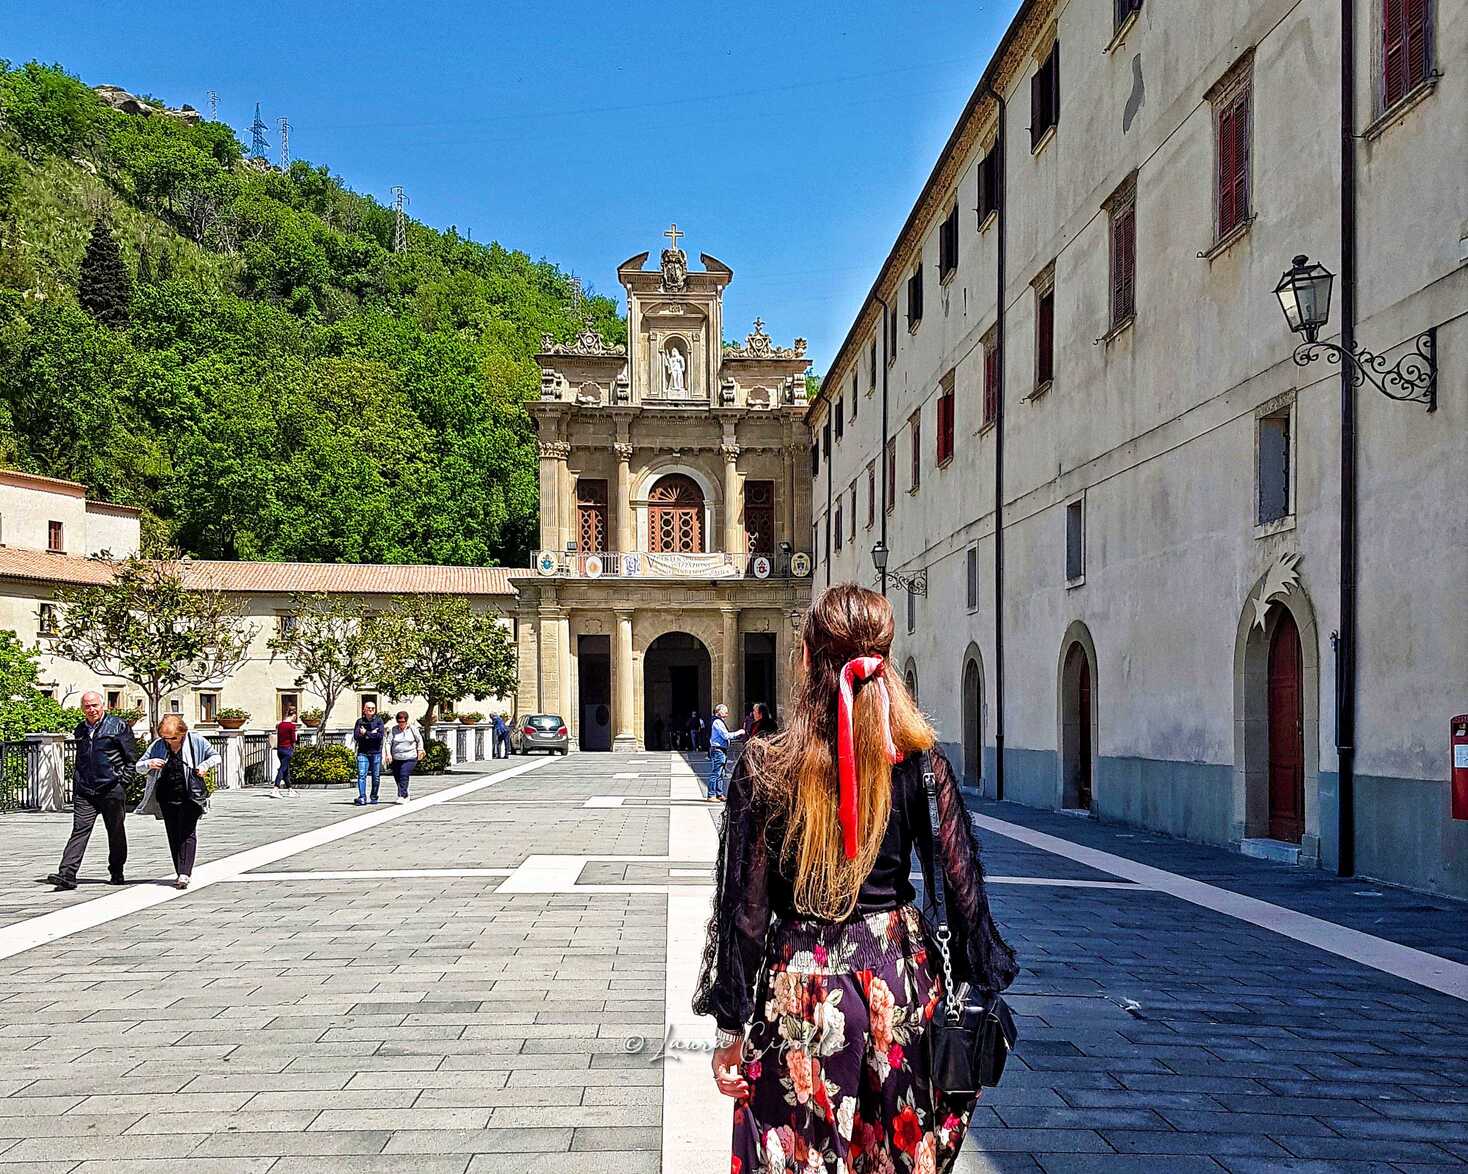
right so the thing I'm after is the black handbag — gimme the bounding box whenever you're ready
[918,754,1018,1095]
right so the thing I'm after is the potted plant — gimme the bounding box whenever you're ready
[459,710,483,725]
[299,707,325,729]
[217,706,250,730]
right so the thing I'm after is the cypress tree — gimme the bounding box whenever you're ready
[77,216,133,327]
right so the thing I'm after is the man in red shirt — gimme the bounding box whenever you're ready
[272,709,299,797]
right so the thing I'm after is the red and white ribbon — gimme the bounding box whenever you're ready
[836,656,901,859]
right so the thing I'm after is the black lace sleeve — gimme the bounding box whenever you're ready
[912,748,1019,993]
[691,748,772,1032]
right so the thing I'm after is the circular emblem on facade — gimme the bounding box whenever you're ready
[584,555,604,578]
[535,551,558,576]
[789,552,812,578]
[751,555,772,580]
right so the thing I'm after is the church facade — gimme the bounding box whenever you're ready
[512,230,814,751]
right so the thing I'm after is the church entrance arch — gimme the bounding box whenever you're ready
[649,474,705,553]
[1058,623,1098,811]
[961,645,984,790]
[643,632,711,750]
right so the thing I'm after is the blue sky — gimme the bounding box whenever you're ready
[8,2,1018,368]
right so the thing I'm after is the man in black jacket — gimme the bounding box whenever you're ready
[47,691,138,890]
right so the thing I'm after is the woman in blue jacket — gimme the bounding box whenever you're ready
[135,715,221,889]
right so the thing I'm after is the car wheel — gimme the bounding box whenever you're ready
[560,748,568,756]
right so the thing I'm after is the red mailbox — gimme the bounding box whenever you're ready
[1453,715,1468,821]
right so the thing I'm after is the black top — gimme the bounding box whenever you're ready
[157,750,190,806]
[354,715,385,753]
[692,744,1018,1031]
[72,715,139,799]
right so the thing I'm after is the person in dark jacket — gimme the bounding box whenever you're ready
[353,701,386,805]
[47,691,138,890]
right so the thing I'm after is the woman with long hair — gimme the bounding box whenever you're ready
[694,583,1017,1173]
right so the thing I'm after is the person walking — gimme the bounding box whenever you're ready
[47,691,137,890]
[384,711,424,804]
[694,584,1018,1174]
[135,715,220,890]
[352,701,386,805]
[271,708,298,797]
[748,701,777,738]
[685,710,701,753]
[705,703,745,803]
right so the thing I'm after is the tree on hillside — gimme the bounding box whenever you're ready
[77,215,133,327]
[267,593,380,734]
[370,596,517,727]
[48,556,257,736]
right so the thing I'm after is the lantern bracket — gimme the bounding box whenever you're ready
[1291,327,1437,412]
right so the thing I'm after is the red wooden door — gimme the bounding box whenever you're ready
[1267,611,1305,842]
[648,475,704,553]
[1077,653,1093,810]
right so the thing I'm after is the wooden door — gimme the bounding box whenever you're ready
[1267,610,1305,842]
[649,475,704,553]
[1076,652,1093,810]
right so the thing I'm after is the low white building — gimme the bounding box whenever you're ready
[810,0,1467,897]
[0,470,518,730]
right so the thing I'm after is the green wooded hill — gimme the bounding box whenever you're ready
[0,61,624,566]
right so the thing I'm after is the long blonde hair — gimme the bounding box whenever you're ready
[754,583,935,921]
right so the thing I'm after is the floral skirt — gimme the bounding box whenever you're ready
[732,903,976,1174]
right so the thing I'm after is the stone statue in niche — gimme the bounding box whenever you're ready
[664,345,687,395]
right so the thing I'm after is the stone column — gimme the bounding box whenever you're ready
[556,611,573,741]
[720,605,739,713]
[782,445,796,550]
[219,730,244,790]
[613,609,637,752]
[557,448,576,555]
[721,443,742,559]
[537,602,563,714]
[537,440,569,554]
[614,443,634,553]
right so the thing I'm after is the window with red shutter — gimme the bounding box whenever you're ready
[910,412,922,491]
[1035,283,1055,389]
[937,381,955,465]
[1108,177,1137,329]
[983,339,999,427]
[1215,81,1251,240]
[885,438,896,511]
[1384,0,1433,107]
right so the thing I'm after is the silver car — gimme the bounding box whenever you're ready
[515,713,569,755]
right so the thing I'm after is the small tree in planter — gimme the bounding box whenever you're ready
[268,594,379,736]
[370,596,516,728]
[50,556,257,738]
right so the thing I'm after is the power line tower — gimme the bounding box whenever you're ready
[277,117,290,168]
[390,186,408,254]
[249,103,269,159]
[207,90,218,121]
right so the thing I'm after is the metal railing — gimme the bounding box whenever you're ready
[60,738,76,805]
[531,549,807,581]
[0,741,40,813]
[240,733,271,787]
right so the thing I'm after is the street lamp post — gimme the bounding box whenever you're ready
[871,540,926,597]
[1274,255,1437,411]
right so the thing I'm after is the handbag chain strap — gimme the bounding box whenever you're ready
[920,753,962,1024]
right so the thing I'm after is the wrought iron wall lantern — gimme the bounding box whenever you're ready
[1274,255,1437,411]
[871,540,927,596]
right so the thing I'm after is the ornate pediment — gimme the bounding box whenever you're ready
[724,317,807,360]
[539,319,626,358]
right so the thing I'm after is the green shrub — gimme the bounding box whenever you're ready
[289,742,355,787]
[419,739,449,774]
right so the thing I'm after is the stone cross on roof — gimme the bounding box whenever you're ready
[663,223,684,250]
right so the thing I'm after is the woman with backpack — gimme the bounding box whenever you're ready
[694,583,1018,1173]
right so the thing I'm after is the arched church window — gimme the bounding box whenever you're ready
[576,479,607,553]
[649,474,704,553]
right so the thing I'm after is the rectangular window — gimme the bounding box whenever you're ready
[810,442,820,478]
[1383,0,1433,108]
[440,697,455,717]
[1114,0,1142,32]
[822,420,831,459]
[1035,277,1056,390]
[909,411,922,492]
[1214,69,1252,241]
[168,698,182,714]
[939,205,959,281]
[47,520,64,553]
[1258,412,1292,525]
[887,301,899,361]
[966,547,979,611]
[38,602,58,635]
[198,692,219,724]
[576,479,608,553]
[885,438,897,511]
[977,143,1001,224]
[907,264,924,330]
[106,689,123,711]
[936,374,956,466]
[849,486,857,542]
[1031,40,1060,149]
[276,612,299,639]
[835,398,844,441]
[850,372,858,421]
[983,332,1000,426]
[1066,500,1085,582]
[278,691,299,720]
[868,339,878,391]
[1108,176,1137,328]
[744,480,775,555]
[834,501,843,551]
[359,692,379,711]
[866,463,876,528]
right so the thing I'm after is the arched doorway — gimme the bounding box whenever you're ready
[643,632,711,750]
[904,660,918,707]
[1060,638,1096,810]
[961,647,984,789]
[648,474,704,553]
[1267,610,1305,843]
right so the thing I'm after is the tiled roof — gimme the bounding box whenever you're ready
[0,548,519,596]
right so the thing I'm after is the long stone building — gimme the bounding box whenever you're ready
[810,1,1467,896]
[512,230,814,749]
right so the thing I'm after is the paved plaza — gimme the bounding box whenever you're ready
[0,753,1466,1172]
